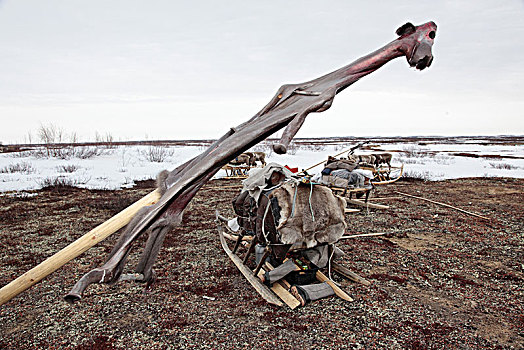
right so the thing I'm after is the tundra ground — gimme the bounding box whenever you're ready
[0,177,523,349]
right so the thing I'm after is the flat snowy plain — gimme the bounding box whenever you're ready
[1,137,523,194]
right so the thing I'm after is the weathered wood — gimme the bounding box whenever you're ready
[315,270,353,302]
[218,223,282,306]
[222,232,253,243]
[346,199,390,210]
[372,165,404,185]
[65,21,437,301]
[344,208,361,213]
[259,263,300,309]
[395,191,489,220]
[331,262,371,286]
[299,142,367,174]
[339,232,390,239]
[369,197,402,201]
[0,190,161,306]
[253,249,271,276]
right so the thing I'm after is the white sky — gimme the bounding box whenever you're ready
[1,0,523,144]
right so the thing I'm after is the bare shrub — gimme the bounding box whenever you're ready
[141,145,174,163]
[489,162,519,170]
[252,142,273,158]
[56,164,80,173]
[95,131,116,149]
[0,162,36,174]
[72,146,102,159]
[36,123,99,159]
[303,144,327,152]
[37,176,90,189]
[402,170,434,182]
[286,142,298,155]
[10,150,36,158]
[402,145,428,158]
[395,156,425,165]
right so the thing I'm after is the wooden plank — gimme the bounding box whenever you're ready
[331,262,371,286]
[218,225,283,307]
[346,199,389,210]
[315,270,353,302]
[256,269,300,309]
[0,189,161,306]
[395,191,489,220]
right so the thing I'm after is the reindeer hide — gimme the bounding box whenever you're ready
[270,183,346,248]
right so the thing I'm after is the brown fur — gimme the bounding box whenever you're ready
[229,153,254,166]
[156,170,170,196]
[252,152,267,166]
[270,183,346,248]
[357,154,376,165]
[372,153,392,167]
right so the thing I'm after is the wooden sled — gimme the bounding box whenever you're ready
[221,164,256,179]
[363,164,404,185]
[216,211,358,308]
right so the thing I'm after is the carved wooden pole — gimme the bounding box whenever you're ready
[0,21,438,305]
[63,21,437,302]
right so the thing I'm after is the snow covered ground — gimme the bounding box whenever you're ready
[1,139,523,193]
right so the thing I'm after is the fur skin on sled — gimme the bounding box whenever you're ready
[270,183,347,248]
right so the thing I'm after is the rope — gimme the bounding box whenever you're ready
[309,181,315,222]
[261,195,271,244]
[290,184,298,218]
[327,245,341,287]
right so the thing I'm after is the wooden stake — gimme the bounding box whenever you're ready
[0,190,161,306]
[298,146,360,174]
[369,197,402,201]
[339,232,390,239]
[315,270,353,302]
[346,199,390,210]
[395,191,489,220]
[331,262,371,286]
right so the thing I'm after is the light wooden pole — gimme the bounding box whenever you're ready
[0,190,161,306]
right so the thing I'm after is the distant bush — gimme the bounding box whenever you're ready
[402,145,428,158]
[0,162,36,174]
[28,145,102,160]
[402,170,434,182]
[56,164,80,173]
[73,146,103,159]
[95,131,116,149]
[141,145,174,163]
[489,162,519,170]
[37,176,90,190]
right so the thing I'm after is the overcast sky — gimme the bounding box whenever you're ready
[1,1,523,144]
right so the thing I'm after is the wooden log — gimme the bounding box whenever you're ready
[331,262,371,286]
[395,191,489,220]
[346,199,390,210]
[315,270,353,302]
[0,189,161,306]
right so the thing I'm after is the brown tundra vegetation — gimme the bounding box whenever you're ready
[0,174,523,349]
